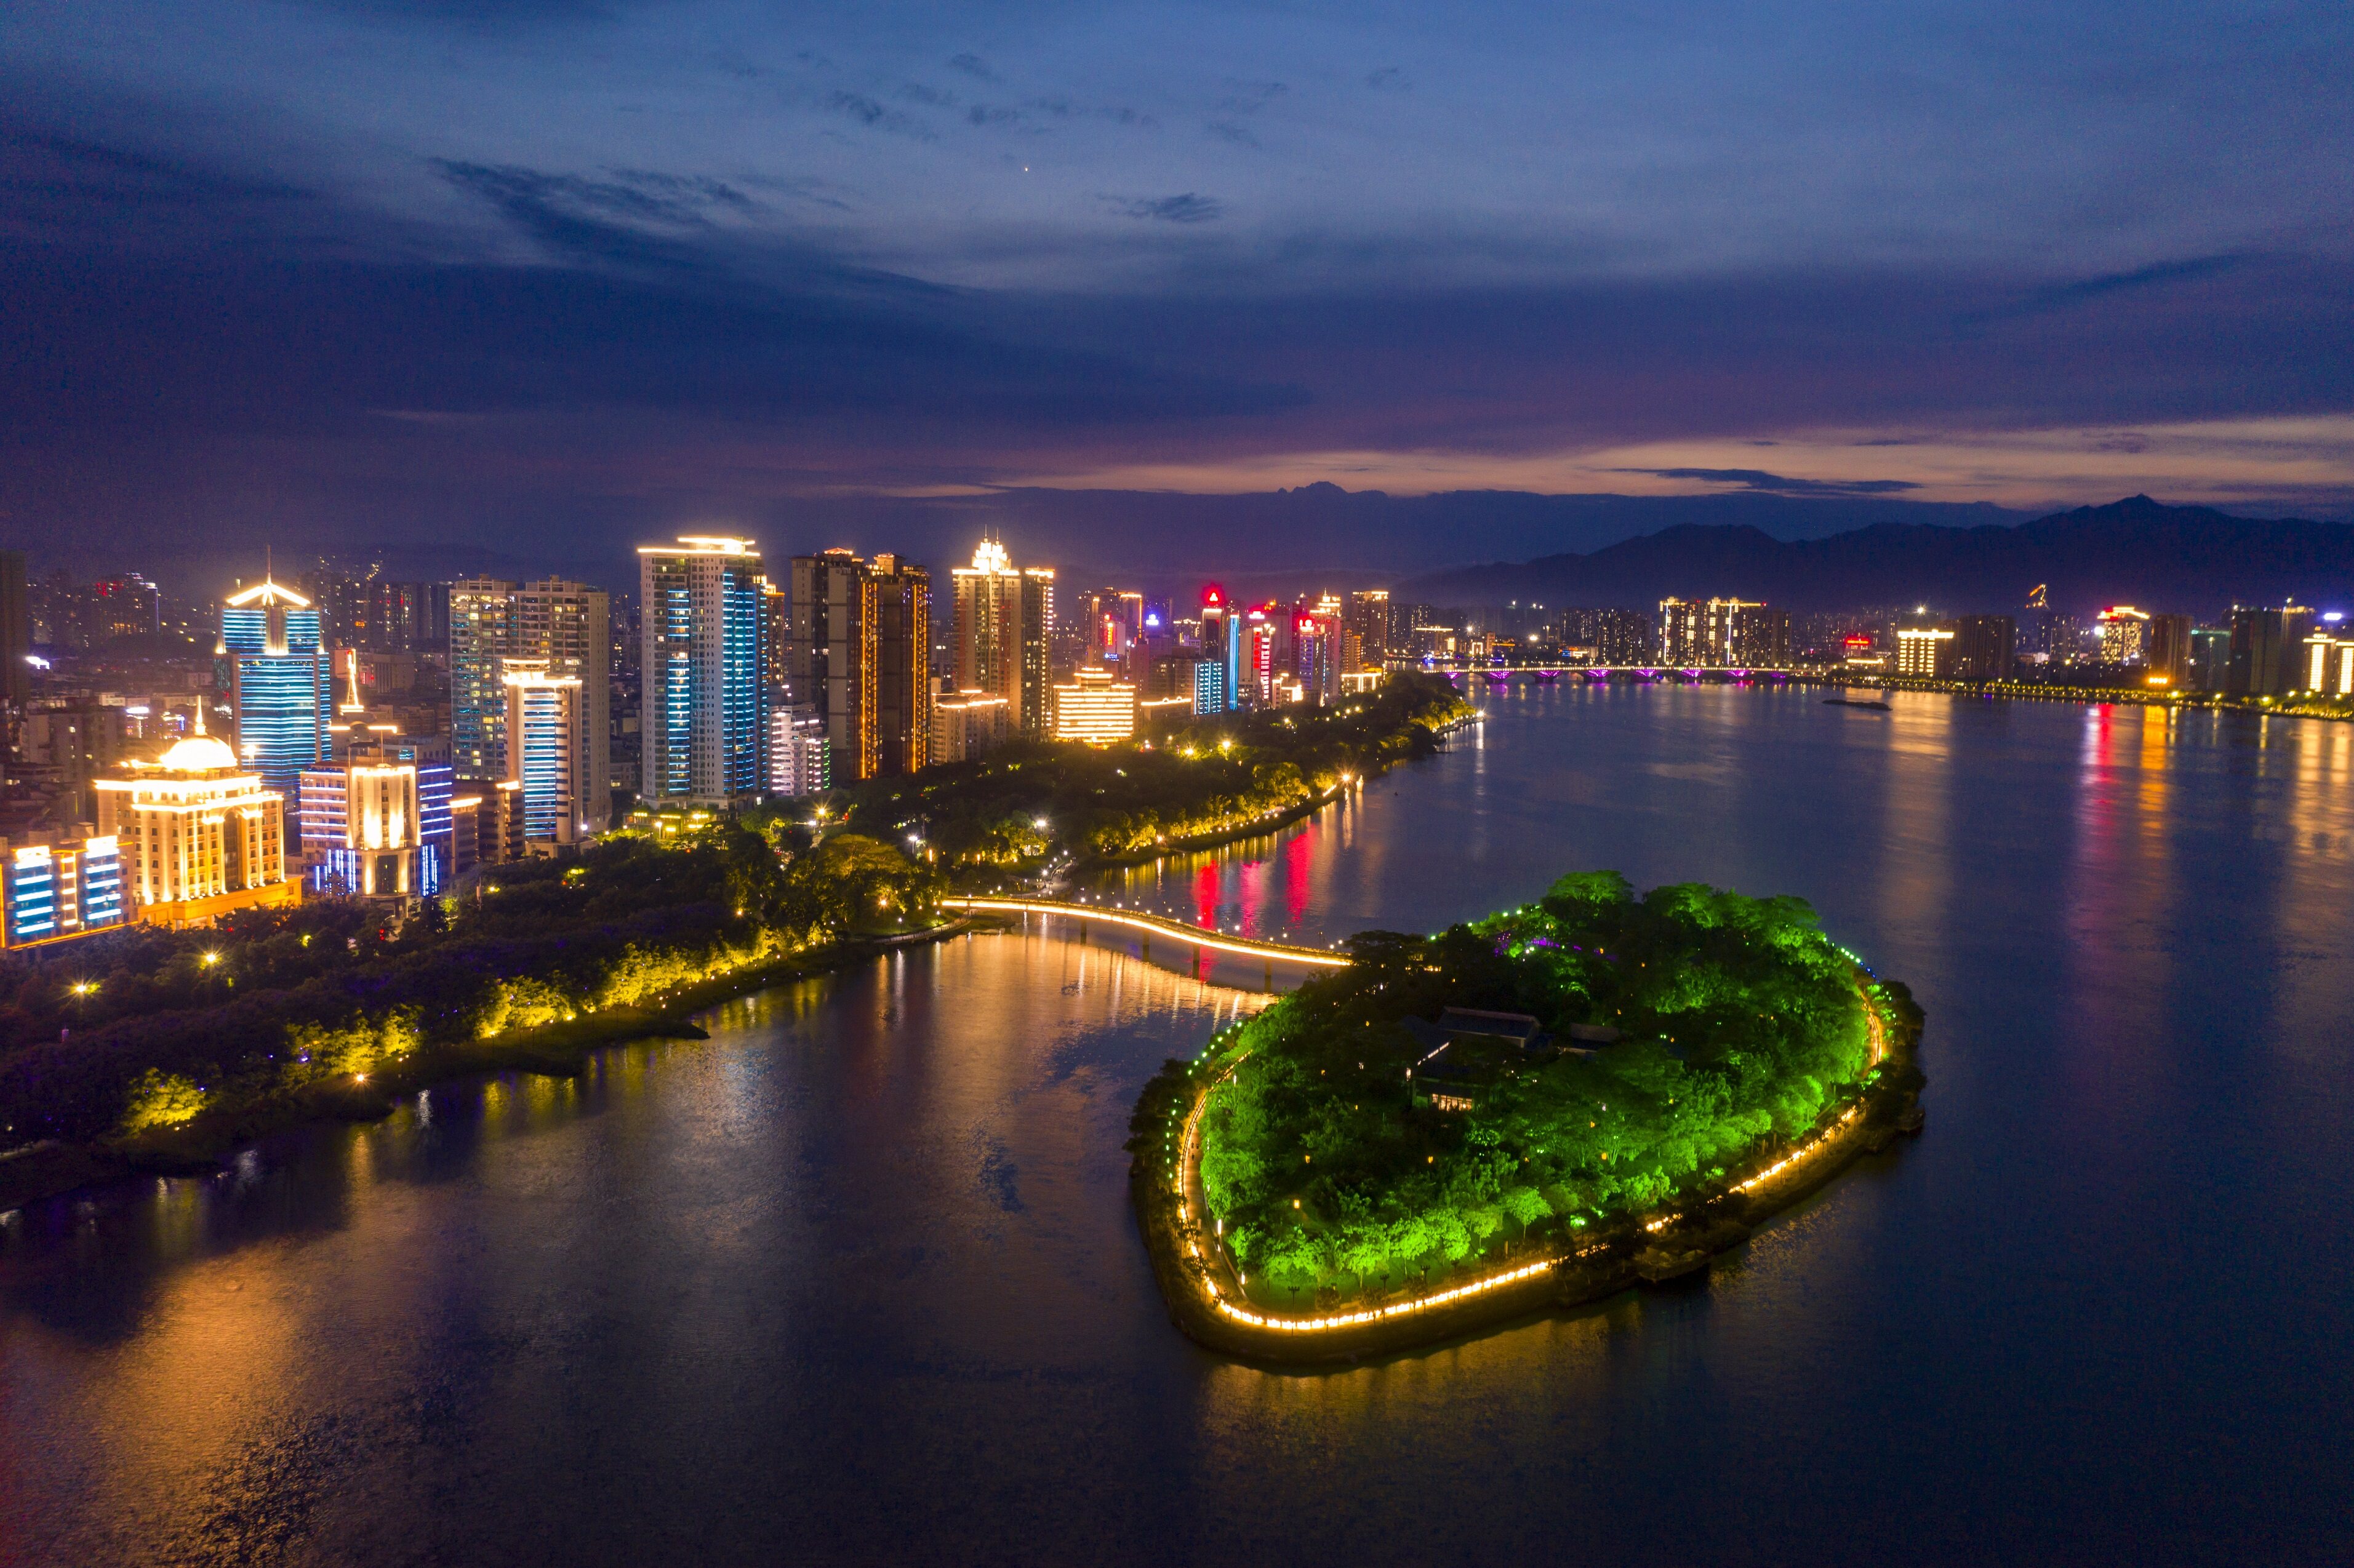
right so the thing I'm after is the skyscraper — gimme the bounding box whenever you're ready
[450,578,611,828]
[0,550,28,740]
[1657,598,1788,667]
[220,578,333,814]
[300,730,456,898]
[642,537,771,806]
[788,548,932,783]
[503,660,586,845]
[1952,615,2018,682]
[1344,590,1390,673]
[449,578,520,778]
[1197,585,1239,711]
[950,539,1055,738]
[2228,604,2316,695]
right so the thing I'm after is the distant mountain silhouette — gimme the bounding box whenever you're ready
[1391,496,2354,616]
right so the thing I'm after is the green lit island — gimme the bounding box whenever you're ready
[1127,871,1925,1363]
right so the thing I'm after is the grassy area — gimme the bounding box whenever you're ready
[1141,871,1899,1307]
[0,827,940,1154]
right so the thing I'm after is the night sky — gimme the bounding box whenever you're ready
[4,1,2351,582]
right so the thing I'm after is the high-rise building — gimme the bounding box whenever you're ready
[89,574,162,642]
[768,705,831,796]
[1555,607,1652,666]
[95,724,296,927]
[2144,614,2195,688]
[300,731,456,897]
[931,683,1012,764]
[450,578,610,828]
[450,578,520,778]
[2228,605,2316,695]
[0,550,27,719]
[1198,586,1238,712]
[1952,616,2017,682]
[1292,602,1342,705]
[220,578,333,815]
[502,660,587,846]
[2188,626,2232,691]
[1345,590,1391,671]
[1052,666,1137,744]
[2302,626,2354,696]
[1657,598,1789,666]
[1895,626,1958,678]
[950,540,1055,738]
[1,833,127,949]
[787,548,931,783]
[643,537,771,807]
[2095,606,2151,665]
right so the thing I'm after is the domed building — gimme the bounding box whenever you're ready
[94,709,297,928]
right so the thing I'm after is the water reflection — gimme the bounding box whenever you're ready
[5,687,2353,1566]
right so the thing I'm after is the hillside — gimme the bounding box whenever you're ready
[1391,497,2354,615]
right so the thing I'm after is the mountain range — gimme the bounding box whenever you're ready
[1391,497,2354,617]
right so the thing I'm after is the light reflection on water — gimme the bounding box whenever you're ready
[4,684,2352,1566]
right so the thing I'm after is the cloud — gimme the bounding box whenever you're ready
[1105,193,1223,224]
[1205,121,1259,148]
[947,52,997,82]
[1608,467,1922,497]
[1366,67,1409,92]
[823,92,934,139]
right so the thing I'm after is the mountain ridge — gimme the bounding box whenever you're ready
[1390,496,2354,615]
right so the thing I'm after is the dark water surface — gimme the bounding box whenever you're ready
[5,684,2351,1566]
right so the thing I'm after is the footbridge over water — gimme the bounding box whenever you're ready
[942,897,1350,983]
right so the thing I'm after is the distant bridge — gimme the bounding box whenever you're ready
[1414,663,1840,679]
[942,897,1350,970]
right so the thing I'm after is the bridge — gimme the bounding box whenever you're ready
[1414,663,1842,679]
[941,897,1350,970]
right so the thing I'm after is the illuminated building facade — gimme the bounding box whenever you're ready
[2304,626,2354,695]
[220,578,333,811]
[1657,598,1790,667]
[1,834,127,949]
[950,539,1056,739]
[1292,602,1342,705]
[1051,666,1137,744]
[503,661,586,846]
[2096,606,2151,665]
[450,578,610,826]
[2144,614,2195,687]
[1196,586,1238,713]
[787,548,931,783]
[299,732,457,897]
[931,684,1011,764]
[95,730,296,927]
[768,704,831,795]
[643,537,772,806]
[1345,590,1390,671]
[1895,626,1957,678]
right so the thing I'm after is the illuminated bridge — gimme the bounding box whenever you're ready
[942,897,1350,970]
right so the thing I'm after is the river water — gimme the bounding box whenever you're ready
[4,683,2350,1566]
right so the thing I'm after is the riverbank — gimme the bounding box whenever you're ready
[0,919,980,1215]
[1869,674,2354,721]
[1131,967,1926,1367]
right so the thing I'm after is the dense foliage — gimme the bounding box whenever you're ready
[0,828,939,1147]
[1179,871,1873,1300]
[772,671,1471,873]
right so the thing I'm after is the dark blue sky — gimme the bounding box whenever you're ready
[4,0,2350,581]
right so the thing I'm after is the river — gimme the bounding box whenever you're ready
[4,682,2350,1565]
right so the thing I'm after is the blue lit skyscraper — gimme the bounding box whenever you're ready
[638,537,770,807]
[221,578,332,823]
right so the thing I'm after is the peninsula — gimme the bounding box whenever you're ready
[1129,871,1926,1362]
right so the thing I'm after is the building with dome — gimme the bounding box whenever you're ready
[94,713,297,928]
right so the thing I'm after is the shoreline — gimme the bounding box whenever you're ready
[0,919,982,1215]
[1129,974,1926,1367]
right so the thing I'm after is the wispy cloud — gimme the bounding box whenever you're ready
[1607,466,1920,496]
[1104,193,1223,223]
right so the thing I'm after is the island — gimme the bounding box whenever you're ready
[1127,871,1926,1362]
